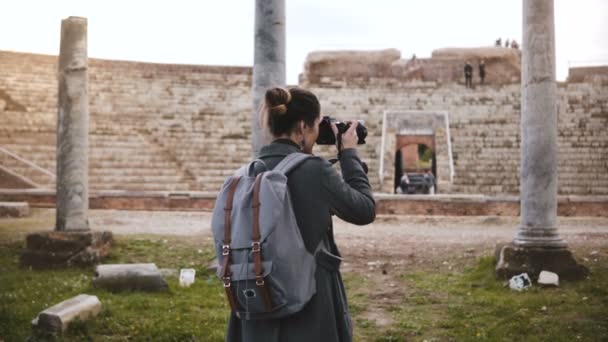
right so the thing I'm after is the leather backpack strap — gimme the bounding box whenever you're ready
[221,176,241,312]
[252,172,274,310]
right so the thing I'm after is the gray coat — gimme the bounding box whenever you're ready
[226,139,376,342]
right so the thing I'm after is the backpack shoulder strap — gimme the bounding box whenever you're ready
[274,152,313,175]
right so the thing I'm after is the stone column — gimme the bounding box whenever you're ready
[495,0,586,280]
[251,0,286,157]
[515,0,563,248]
[56,16,89,231]
[20,17,113,269]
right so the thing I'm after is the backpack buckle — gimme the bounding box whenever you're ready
[222,244,230,255]
[251,241,261,252]
[223,277,232,288]
[255,276,265,286]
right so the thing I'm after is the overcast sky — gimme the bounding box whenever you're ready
[1,0,606,83]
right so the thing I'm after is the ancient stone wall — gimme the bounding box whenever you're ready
[0,50,253,192]
[303,78,607,195]
[1,50,606,195]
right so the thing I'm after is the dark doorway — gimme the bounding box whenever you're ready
[395,134,437,194]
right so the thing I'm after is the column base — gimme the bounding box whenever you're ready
[495,243,588,281]
[20,230,113,269]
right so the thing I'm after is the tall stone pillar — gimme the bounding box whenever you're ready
[495,0,586,280]
[56,16,90,231]
[252,0,286,157]
[20,17,112,268]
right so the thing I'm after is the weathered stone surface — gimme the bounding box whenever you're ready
[252,0,286,156]
[32,294,101,334]
[56,16,90,231]
[567,66,608,83]
[515,0,565,248]
[0,201,29,217]
[0,49,606,196]
[537,270,559,286]
[92,263,168,291]
[495,243,588,281]
[1,190,607,216]
[20,231,113,268]
[0,166,37,189]
[303,49,401,81]
[302,47,521,85]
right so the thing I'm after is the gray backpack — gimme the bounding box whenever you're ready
[211,152,317,320]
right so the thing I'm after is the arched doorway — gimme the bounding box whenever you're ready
[394,135,437,194]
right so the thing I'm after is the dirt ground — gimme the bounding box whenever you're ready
[86,209,608,273]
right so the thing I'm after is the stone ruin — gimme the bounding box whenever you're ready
[0,47,606,198]
[301,46,521,85]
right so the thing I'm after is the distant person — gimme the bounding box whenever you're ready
[511,40,519,49]
[464,61,473,88]
[424,169,436,194]
[397,173,410,194]
[495,38,502,47]
[479,60,486,85]
[505,39,510,48]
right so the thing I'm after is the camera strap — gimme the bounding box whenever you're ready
[328,133,343,165]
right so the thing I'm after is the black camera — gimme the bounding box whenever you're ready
[316,116,367,145]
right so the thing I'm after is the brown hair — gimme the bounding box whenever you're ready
[262,87,321,137]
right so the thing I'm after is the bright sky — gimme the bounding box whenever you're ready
[1,0,607,84]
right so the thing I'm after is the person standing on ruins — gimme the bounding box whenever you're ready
[479,60,486,85]
[226,86,375,342]
[464,61,473,88]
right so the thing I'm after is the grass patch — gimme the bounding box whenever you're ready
[0,236,227,341]
[381,257,608,341]
[1,216,606,341]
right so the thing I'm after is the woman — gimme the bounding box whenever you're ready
[226,87,376,342]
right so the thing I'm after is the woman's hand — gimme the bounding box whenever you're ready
[331,121,359,151]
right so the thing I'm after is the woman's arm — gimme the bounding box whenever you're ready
[320,148,375,225]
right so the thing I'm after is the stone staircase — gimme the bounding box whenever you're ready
[0,122,199,191]
[0,132,57,188]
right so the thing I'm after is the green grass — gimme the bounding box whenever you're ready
[374,257,608,341]
[0,236,228,341]
[1,218,607,341]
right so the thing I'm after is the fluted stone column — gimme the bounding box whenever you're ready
[56,16,89,231]
[252,0,286,157]
[495,0,586,280]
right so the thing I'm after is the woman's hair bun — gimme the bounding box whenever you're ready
[265,87,292,116]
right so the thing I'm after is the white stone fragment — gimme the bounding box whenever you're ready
[538,270,559,287]
[508,273,532,291]
[179,268,196,287]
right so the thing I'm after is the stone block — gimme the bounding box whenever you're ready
[93,263,168,292]
[495,243,588,281]
[32,294,101,334]
[0,201,30,217]
[20,231,113,268]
